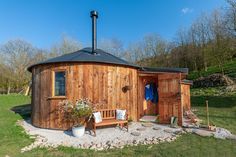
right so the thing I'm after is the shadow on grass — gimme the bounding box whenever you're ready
[191,96,236,108]
[11,104,31,120]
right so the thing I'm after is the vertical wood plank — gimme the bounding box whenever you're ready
[32,63,142,129]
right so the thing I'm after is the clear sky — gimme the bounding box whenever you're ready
[0,0,227,49]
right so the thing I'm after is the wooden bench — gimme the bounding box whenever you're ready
[92,109,128,136]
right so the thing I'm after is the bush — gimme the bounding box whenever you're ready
[58,99,93,126]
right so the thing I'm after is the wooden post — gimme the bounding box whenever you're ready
[206,100,209,127]
[25,86,30,96]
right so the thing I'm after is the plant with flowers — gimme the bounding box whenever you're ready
[58,98,93,126]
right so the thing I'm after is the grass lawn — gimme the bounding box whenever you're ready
[0,93,236,157]
[191,87,236,134]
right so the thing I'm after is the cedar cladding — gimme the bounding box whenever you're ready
[31,63,138,130]
[31,63,190,130]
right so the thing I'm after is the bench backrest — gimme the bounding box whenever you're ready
[96,109,116,120]
[96,109,126,120]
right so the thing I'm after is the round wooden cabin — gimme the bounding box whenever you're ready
[28,10,192,130]
[28,47,191,130]
[28,47,141,130]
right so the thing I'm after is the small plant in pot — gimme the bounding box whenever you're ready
[59,99,93,137]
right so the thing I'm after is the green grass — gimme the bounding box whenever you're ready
[188,59,236,80]
[0,94,33,157]
[191,87,236,134]
[18,135,236,157]
[0,94,236,157]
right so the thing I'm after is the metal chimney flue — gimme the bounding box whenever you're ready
[90,10,98,54]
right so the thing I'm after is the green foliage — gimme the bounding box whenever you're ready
[191,86,236,96]
[59,99,93,126]
[188,59,236,80]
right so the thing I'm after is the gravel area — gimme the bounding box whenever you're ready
[185,127,236,140]
[19,119,184,152]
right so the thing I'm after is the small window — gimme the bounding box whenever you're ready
[54,71,66,96]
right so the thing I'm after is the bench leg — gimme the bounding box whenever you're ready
[118,123,128,131]
[93,124,96,137]
[120,123,123,129]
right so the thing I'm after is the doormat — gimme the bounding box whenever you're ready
[139,115,157,122]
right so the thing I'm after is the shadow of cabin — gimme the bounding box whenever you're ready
[11,104,31,120]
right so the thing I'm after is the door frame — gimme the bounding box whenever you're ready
[137,72,159,120]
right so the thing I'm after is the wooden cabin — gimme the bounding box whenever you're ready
[28,48,191,130]
[27,11,192,130]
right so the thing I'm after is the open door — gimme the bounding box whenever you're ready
[158,73,182,125]
[180,81,192,112]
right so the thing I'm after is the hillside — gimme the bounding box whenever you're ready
[188,59,236,80]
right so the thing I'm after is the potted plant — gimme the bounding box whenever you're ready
[59,99,93,137]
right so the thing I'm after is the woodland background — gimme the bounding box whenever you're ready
[0,0,235,94]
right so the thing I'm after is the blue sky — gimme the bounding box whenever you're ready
[0,0,227,49]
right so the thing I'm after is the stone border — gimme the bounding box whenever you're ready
[18,120,185,152]
[21,133,183,152]
[19,119,236,153]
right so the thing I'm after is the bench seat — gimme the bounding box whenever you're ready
[95,119,128,126]
[92,109,128,136]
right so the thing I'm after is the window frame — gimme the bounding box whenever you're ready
[52,70,67,98]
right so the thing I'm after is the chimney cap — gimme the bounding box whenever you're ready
[90,10,98,18]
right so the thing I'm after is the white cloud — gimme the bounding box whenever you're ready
[181,7,193,14]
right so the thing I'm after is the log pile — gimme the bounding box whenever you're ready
[193,74,235,88]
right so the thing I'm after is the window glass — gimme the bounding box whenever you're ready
[55,71,66,96]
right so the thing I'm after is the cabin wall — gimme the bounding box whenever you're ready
[31,63,138,130]
[181,84,191,111]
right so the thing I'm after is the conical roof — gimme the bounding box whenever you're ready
[28,47,140,72]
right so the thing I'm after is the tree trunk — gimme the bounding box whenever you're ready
[204,61,208,72]
[217,58,224,75]
[7,82,11,95]
[194,61,198,71]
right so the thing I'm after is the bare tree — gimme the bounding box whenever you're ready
[0,63,13,94]
[209,10,229,73]
[127,34,170,67]
[174,28,189,68]
[99,38,124,58]
[50,35,82,57]
[127,42,146,64]
[143,34,168,58]
[190,13,212,71]
[0,39,39,93]
[225,0,236,36]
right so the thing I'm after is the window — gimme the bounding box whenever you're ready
[54,71,66,96]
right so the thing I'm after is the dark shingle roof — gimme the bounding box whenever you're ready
[140,67,188,74]
[180,79,193,85]
[27,47,188,74]
[27,47,140,71]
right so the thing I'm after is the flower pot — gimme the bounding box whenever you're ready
[72,125,85,137]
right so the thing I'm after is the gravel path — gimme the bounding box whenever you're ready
[19,119,183,152]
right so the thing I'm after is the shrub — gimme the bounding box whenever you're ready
[58,99,93,126]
